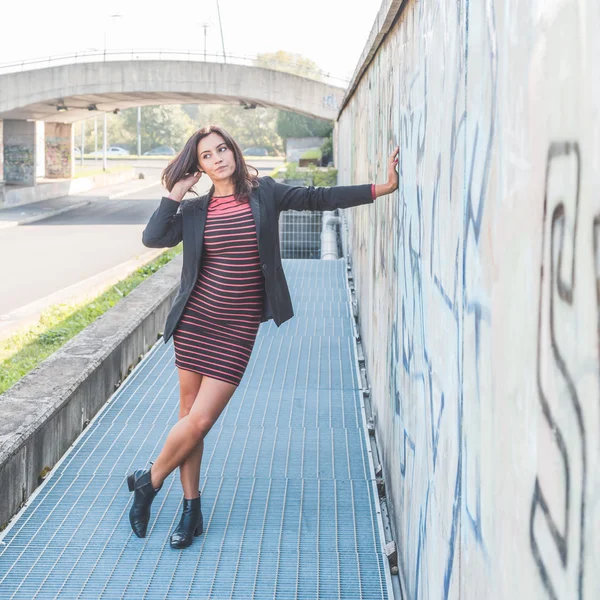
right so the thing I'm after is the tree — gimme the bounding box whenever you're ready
[254,50,325,82]
[73,101,289,155]
[122,105,196,153]
[75,112,134,153]
[276,110,333,139]
[173,103,284,154]
[206,104,283,154]
[74,105,195,153]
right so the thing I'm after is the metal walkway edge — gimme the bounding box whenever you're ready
[0,259,391,600]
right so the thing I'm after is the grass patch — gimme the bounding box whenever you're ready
[0,244,182,395]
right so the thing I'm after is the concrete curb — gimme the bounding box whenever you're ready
[0,253,182,529]
[1,201,93,229]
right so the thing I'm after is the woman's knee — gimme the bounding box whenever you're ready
[186,375,236,437]
[188,415,214,439]
[179,394,196,418]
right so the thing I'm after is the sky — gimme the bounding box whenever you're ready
[0,1,382,82]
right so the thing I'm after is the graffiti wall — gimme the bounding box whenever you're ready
[45,122,73,179]
[336,1,600,598]
[3,119,35,185]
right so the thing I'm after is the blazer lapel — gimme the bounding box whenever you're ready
[191,197,209,275]
[249,188,262,262]
[249,186,261,239]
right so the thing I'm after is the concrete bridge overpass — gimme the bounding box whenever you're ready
[0,54,346,187]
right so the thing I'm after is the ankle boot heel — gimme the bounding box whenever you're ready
[170,492,203,549]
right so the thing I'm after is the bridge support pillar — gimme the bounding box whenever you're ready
[3,119,36,185]
[0,120,3,204]
[0,119,3,180]
[45,122,74,179]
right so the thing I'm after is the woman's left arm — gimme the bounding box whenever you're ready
[270,146,400,213]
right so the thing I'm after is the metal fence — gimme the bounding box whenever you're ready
[277,176,344,260]
[279,210,325,259]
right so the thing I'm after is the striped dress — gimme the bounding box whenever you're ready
[172,194,265,386]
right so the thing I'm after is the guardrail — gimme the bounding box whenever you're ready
[0,49,350,87]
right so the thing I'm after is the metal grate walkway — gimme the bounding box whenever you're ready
[0,259,391,599]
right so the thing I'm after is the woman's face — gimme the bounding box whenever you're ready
[197,132,236,183]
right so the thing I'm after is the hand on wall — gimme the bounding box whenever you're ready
[373,146,400,198]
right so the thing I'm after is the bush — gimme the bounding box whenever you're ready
[321,133,333,165]
[312,167,337,186]
[270,162,337,187]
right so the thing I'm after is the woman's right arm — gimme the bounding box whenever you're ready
[141,172,202,248]
[141,196,184,248]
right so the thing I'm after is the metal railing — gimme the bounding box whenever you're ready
[0,49,350,87]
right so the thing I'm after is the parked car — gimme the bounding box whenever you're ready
[73,147,82,158]
[242,147,269,157]
[88,146,131,157]
[143,146,176,156]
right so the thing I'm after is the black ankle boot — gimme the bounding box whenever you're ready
[170,492,203,549]
[126,466,162,538]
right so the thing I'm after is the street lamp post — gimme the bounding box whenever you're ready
[103,14,122,59]
[202,23,209,61]
[216,0,226,63]
[80,120,85,167]
[137,107,141,156]
[103,113,108,171]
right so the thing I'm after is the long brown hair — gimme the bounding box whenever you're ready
[161,125,260,202]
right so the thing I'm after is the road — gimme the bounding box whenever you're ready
[2,158,283,335]
[2,181,168,316]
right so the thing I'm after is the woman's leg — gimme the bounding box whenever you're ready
[176,368,205,500]
[150,375,237,490]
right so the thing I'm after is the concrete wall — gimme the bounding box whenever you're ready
[44,122,74,179]
[3,119,35,185]
[336,1,600,598]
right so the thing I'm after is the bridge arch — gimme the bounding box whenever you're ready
[0,59,345,123]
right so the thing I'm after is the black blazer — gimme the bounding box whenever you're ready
[142,175,374,342]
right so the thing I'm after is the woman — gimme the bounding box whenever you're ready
[127,125,399,549]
